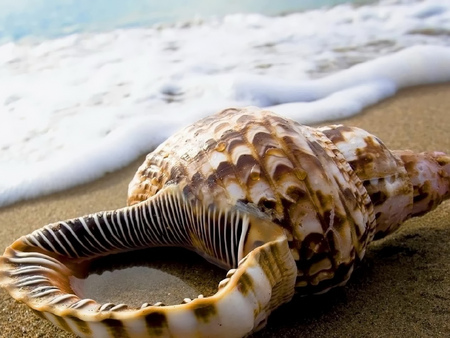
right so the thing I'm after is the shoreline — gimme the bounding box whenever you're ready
[1,83,450,337]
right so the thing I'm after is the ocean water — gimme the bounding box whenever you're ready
[1,0,450,207]
[0,0,373,42]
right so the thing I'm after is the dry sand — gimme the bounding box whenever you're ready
[1,83,450,338]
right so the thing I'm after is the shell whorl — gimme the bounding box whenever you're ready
[1,107,449,338]
[129,107,376,293]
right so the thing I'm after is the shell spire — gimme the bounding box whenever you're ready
[1,107,449,337]
[321,125,450,238]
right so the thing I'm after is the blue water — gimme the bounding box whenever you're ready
[0,0,372,43]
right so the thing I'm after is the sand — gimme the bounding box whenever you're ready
[1,83,449,338]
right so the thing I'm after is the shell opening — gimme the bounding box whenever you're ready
[0,235,296,338]
[69,247,223,308]
[0,187,297,337]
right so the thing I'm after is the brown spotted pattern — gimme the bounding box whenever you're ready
[320,125,414,238]
[320,125,450,239]
[393,150,450,216]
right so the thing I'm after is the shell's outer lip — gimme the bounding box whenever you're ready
[0,184,298,337]
[0,234,296,338]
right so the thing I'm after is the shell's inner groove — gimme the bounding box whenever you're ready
[70,247,224,307]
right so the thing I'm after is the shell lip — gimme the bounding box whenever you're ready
[0,232,296,337]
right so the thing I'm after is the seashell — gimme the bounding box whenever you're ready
[1,107,449,338]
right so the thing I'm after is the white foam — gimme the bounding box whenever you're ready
[1,0,450,207]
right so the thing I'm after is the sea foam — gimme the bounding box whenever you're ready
[1,0,450,207]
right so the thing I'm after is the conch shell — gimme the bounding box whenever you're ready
[1,107,449,337]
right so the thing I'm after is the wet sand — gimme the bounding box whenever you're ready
[1,83,450,337]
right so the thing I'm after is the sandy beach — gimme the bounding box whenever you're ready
[1,83,449,337]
